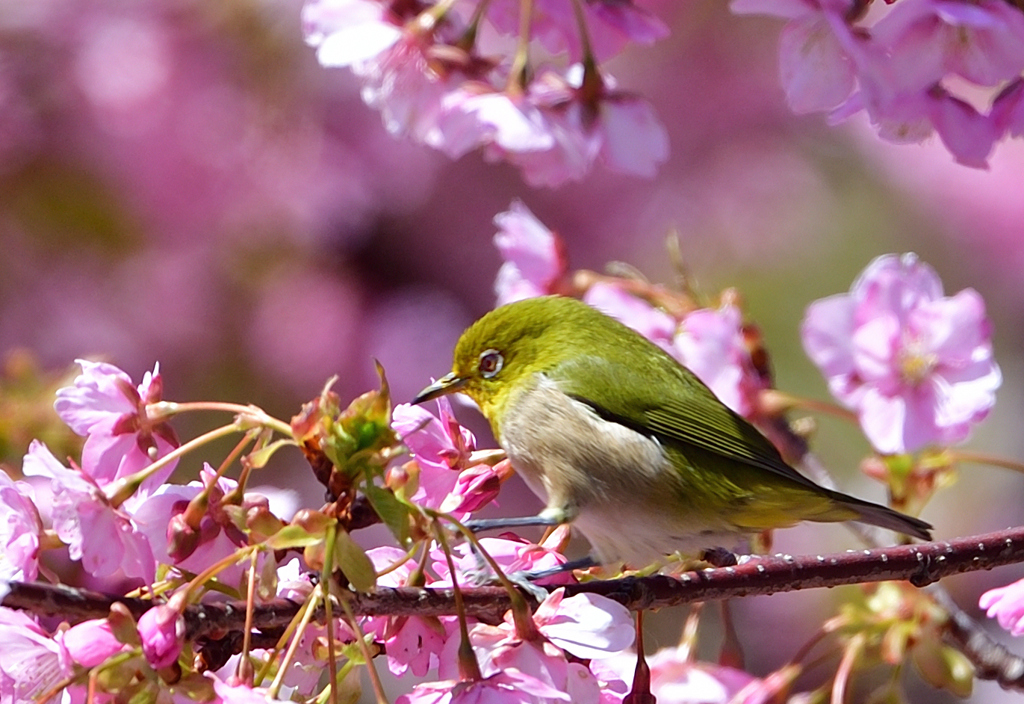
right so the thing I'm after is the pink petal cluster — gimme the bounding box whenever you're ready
[364,547,455,678]
[0,470,42,583]
[802,253,1001,454]
[392,397,502,516]
[980,578,1024,637]
[732,0,1024,167]
[132,465,258,588]
[53,359,179,494]
[454,588,632,704]
[22,440,156,581]
[494,201,570,306]
[0,608,75,703]
[303,0,669,184]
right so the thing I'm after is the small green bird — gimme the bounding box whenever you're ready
[414,295,931,567]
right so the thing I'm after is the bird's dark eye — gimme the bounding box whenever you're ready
[478,349,504,378]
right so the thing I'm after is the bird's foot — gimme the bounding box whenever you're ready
[699,547,739,567]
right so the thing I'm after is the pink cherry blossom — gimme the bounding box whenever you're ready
[398,670,571,704]
[0,470,42,582]
[439,463,503,514]
[302,0,402,69]
[441,86,600,187]
[493,200,568,307]
[433,530,576,588]
[138,602,185,668]
[132,465,254,587]
[593,91,669,177]
[980,578,1024,637]
[468,588,633,685]
[22,440,156,581]
[0,607,74,704]
[62,618,127,668]
[393,396,503,515]
[364,546,454,677]
[801,253,1001,454]
[734,0,1023,167]
[778,6,857,113]
[53,359,179,493]
[672,304,768,418]
[871,0,1024,93]
[732,0,862,113]
[528,588,634,660]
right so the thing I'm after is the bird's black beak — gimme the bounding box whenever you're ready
[412,373,467,404]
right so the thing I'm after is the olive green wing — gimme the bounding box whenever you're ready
[548,351,931,538]
[548,353,824,493]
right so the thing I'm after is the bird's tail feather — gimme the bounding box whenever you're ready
[830,492,932,540]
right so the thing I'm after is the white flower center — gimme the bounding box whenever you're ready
[898,339,937,386]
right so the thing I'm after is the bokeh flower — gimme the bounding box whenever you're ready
[494,200,569,306]
[802,253,1001,454]
[673,304,768,418]
[980,578,1024,637]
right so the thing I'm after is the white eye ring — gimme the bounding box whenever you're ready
[478,349,504,378]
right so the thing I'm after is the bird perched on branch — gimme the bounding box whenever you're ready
[414,295,931,568]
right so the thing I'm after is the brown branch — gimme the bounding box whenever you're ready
[5,526,1024,633]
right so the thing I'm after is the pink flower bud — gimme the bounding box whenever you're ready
[166,512,201,562]
[138,603,185,668]
[63,618,126,668]
[441,465,501,514]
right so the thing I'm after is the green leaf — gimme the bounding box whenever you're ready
[246,439,294,469]
[264,523,329,550]
[364,481,411,546]
[334,529,376,592]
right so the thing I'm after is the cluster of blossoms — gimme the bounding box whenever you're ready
[302,0,1024,182]
[733,0,1024,168]
[301,0,670,185]
[0,201,1016,702]
[0,354,774,703]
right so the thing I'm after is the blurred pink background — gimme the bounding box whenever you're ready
[2,0,1023,700]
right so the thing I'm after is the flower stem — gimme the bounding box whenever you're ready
[106,422,242,507]
[151,401,295,438]
[951,449,1024,475]
[508,0,534,91]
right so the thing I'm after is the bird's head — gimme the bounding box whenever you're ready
[412,296,588,421]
